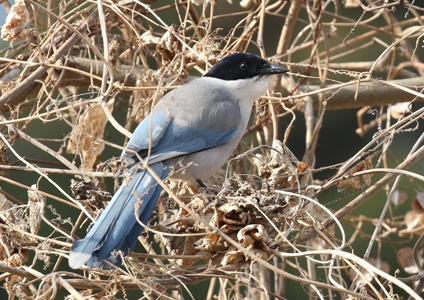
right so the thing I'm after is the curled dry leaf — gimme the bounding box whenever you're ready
[253,140,325,244]
[3,253,28,299]
[1,0,30,41]
[219,202,249,225]
[67,101,113,171]
[140,30,161,46]
[399,210,424,236]
[412,191,424,214]
[237,224,272,245]
[28,184,44,235]
[254,140,313,193]
[397,247,423,275]
[344,0,359,8]
[194,233,232,252]
[220,248,245,266]
[150,29,180,52]
[155,188,289,269]
[0,193,15,261]
[349,258,390,285]
[0,194,29,266]
[390,102,411,119]
[0,140,7,175]
[391,189,409,207]
[304,201,336,249]
[0,193,15,222]
[140,29,182,60]
[70,179,111,211]
[141,30,217,71]
[4,252,23,267]
[304,201,328,224]
[338,155,373,190]
[129,70,162,128]
[239,0,255,9]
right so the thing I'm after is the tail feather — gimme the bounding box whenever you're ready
[84,182,166,269]
[69,162,170,269]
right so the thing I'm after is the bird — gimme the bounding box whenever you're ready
[68,52,289,269]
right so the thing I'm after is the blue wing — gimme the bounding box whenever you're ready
[121,86,240,164]
[122,109,170,158]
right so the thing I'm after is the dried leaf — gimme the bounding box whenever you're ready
[400,210,424,236]
[397,247,422,274]
[344,0,359,8]
[0,192,15,223]
[254,140,312,191]
[156,184,291,268]
[28,184,44,235]
[249,244,271,260]
[194,233,231,252]
[412,191,424,213]
[221,248,244,266]
[239,0,254,9]
[349,258,389,284]
[237,224,272,244]
[219,203,246,225]
[0,194,15,261]
[1,0,29,41]
[67,102,113,171]
[338,155,373,189]
[4,253,23,267]
[391,189,409,207]
[390,102,411,119]
[0,141,7,175]
[129,70,161,128]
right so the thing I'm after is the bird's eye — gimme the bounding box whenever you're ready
[239,62,249,71]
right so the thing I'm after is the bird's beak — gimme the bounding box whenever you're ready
[258,62,289,75]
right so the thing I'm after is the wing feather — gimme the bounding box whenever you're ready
[121,79,242,165]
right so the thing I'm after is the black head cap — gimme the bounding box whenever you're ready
[204,53,289,81]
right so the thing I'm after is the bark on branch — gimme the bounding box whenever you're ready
[294,77,424,110]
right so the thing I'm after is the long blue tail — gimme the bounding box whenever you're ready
[69,162,170,269]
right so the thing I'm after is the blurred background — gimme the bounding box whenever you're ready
[0,0,424,299]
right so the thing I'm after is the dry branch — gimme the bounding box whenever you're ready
[0,0,424,299]
[295,76,424,110]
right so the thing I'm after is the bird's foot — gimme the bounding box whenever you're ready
[196,179,218,195]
